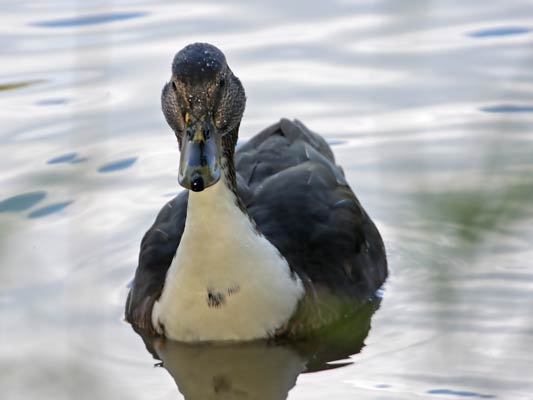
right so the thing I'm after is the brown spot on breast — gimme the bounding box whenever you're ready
[207,290,226,308]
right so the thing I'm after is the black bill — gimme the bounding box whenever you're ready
[178,118,222,192]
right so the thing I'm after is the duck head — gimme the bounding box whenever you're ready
[161,43,246,192]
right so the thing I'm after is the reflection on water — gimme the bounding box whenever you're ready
[135,301,379,400]
[427,389,496,399]
[32,12,149,28]
[481,104,533,113]
[27,200,73,219]
[47,152,79,164]
[37,98,69,106]
[0,80,44,92]
[97,157,138,173]
[0,191,47,213]
[468,26,531,38]
[1,0,533,399]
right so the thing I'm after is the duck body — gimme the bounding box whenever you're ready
[125,43,387,342]
[127,119,387,341]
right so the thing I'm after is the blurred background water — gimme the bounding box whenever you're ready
[1,0,533,399]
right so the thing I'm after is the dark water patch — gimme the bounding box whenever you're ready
[481,104,533,113]
[0,80,44,92]
[32,12,148,28]
[428,388,496,398]
[468,26,530,38]
[0,191,47,212]
[97,157,137,173]
[28,201,73,219]
[47,153,78,164]
[36,98,68,106]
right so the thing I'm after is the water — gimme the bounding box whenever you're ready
[1,0,533,398]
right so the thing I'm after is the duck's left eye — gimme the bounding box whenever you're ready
[219,77,225,88]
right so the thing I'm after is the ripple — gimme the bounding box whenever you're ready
[47,152,78,164]
[32,12,148,28]
[36,98,68,106]
[0,191,47,213]
[71,157,88,164]
[327,139,347,146]
[27,201,73,219]
[0,80,44,92]
[97,157,138,173]
[468,26,531,38]
[481,104,533,113]
[428,389,496,398]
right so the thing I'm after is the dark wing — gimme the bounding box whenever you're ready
[236,119,387,320]
[125,191,188,333]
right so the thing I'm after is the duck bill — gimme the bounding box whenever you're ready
[178,119,222,192]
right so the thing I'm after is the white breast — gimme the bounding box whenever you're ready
[152,176,304,342]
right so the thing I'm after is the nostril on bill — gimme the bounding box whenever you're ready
[203,125,211,139]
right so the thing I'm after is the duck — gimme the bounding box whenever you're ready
[125,42,387,342]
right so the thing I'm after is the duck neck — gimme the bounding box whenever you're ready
[185,124,249,235]
[186,170,245,233]
[219,125,240,195]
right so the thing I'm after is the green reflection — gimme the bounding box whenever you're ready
[0,80,44,91]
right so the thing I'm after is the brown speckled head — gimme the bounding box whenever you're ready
[161,43,246,192]
[161,43,246,146]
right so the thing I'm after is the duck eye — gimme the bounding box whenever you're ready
[219,119,229,132]
[219,77,225,87]
[171,81,177,91]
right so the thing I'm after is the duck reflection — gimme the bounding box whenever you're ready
[133,299,380,400]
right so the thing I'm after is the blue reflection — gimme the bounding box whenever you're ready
[98,157,137,173]
[428,389,496,398]
[468,26,530,37]
[47,153,78,164]
[32,11,148,28]
[327,139,347,146]
[70,157,88,164]
[481,104,533,113]
[0,191,47,212]
[36,98,68,106]
[28,201,73,219]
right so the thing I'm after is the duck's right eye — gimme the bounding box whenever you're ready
[171,81,177,91]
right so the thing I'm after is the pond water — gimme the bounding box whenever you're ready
[1,0,533,399]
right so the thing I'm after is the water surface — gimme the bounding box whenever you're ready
[1,0,532,399]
